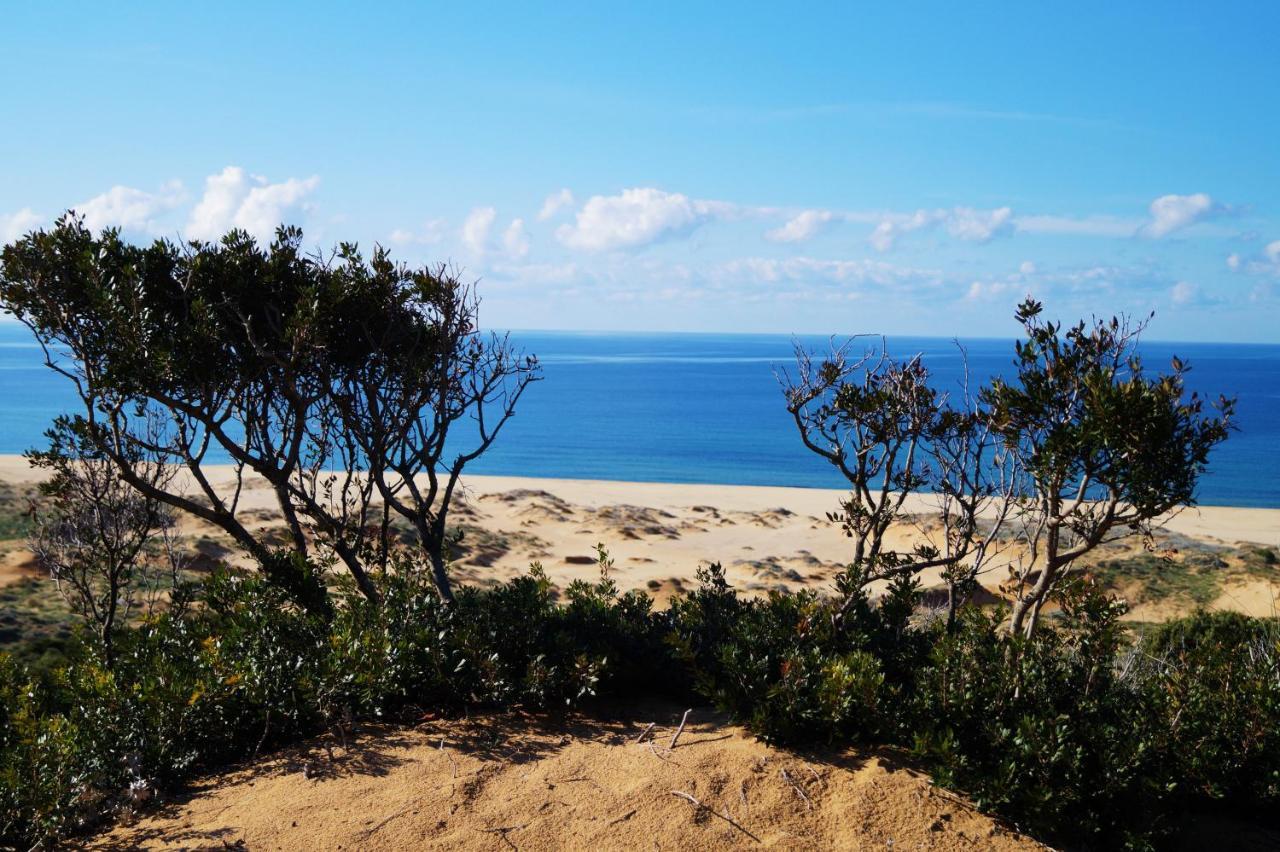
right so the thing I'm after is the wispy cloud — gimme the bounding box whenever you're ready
[537,189,575,222]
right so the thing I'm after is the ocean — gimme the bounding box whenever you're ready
[1,324,1277,508]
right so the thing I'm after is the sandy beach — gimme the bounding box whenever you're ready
[2,454,1276,621]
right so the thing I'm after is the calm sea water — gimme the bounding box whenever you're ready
[1,324,1277,507]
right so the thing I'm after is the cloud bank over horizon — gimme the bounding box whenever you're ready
[1,170,1275,342]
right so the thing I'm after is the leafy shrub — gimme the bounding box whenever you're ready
[1138,611,1280,806]
[2,556,1278,851]
[668,563,925,744]
[908,585,1165,848]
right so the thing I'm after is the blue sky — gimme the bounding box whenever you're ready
[2,2,1278,342]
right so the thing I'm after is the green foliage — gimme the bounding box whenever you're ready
[1138,611,1280,805]
[0,547,668,847]
[667,563,924,744]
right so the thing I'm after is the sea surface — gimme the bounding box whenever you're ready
[1,324,1277,508]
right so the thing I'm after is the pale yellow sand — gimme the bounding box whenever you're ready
[1,456,1276,616]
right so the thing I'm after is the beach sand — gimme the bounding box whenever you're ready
[1,455,1276,619]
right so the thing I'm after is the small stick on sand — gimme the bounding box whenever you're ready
[780,768,813,810]
[646,741,675,763]
[669,709,692,750]
[608,808,638,826]
[669,791,760,843]
[635,722,656,744]
[480,822,529,852]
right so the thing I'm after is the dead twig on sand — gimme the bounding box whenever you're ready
[608,808,638,826]
[481,821,530,851]
[669,709,693,750]
[669,791,760,843]
[635,722,657,744]
[360,802,415,840]
[780,768,813,810]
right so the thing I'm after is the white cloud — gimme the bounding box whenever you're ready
[461,206,497,256]
[187,166,319,241]
[868,207,1013,251]
[76,181,186,233]
[1226,240,1280,278]
[765,209,834,243]
[0,208,42,243]
[1139,193,1217,239]
[1019,260,1037,275]
[390,218,446,246]
[537,189,575,222]
[556,187,718,252]
[1170,281,1198,305]
[868,210,935,251]
[946,206,1013,242]
[716,256,942,291]
[502,218,530,259]
[235,177,320,239]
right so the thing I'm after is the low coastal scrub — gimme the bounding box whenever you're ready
[2,555,1278,849]
[0,220,1258,850]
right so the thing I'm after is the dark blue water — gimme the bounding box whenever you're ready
[1,324,1277,507]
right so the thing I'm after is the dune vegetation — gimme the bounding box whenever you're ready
[0,220,1276,850]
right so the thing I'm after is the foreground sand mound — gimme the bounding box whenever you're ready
[88,706,1042,851]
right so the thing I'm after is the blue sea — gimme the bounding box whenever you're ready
[1,324,1277,508]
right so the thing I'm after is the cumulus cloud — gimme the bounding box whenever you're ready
[1224,239,1280,278]
[537,188,575,222]
[556,187,720,252]
[1139,193,1218,239]
[77,181,186,233]
[868,207,1013,251]
[0,208,42,243]
[187,166,319,241]
[503,218,530,259]
[461,207,497,256]
[765,209,834,243]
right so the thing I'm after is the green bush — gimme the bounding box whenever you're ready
[2,558,1278,850]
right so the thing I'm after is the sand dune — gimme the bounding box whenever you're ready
[87,705,1045,851]
[1,456,1276,616]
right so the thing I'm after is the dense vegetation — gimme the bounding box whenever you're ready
[1,559,1276,849]
[0,220,1272,850]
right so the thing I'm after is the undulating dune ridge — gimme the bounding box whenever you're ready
[1,456,1277,622]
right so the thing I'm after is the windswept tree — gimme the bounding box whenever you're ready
[781,339,1009,626]
[986,299,1234,635]
[0,216,539,604]
[322,245,540,602]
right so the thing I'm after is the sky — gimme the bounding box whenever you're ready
[2,2,1278,342]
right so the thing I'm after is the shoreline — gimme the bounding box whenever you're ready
[2,455,1275,546]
